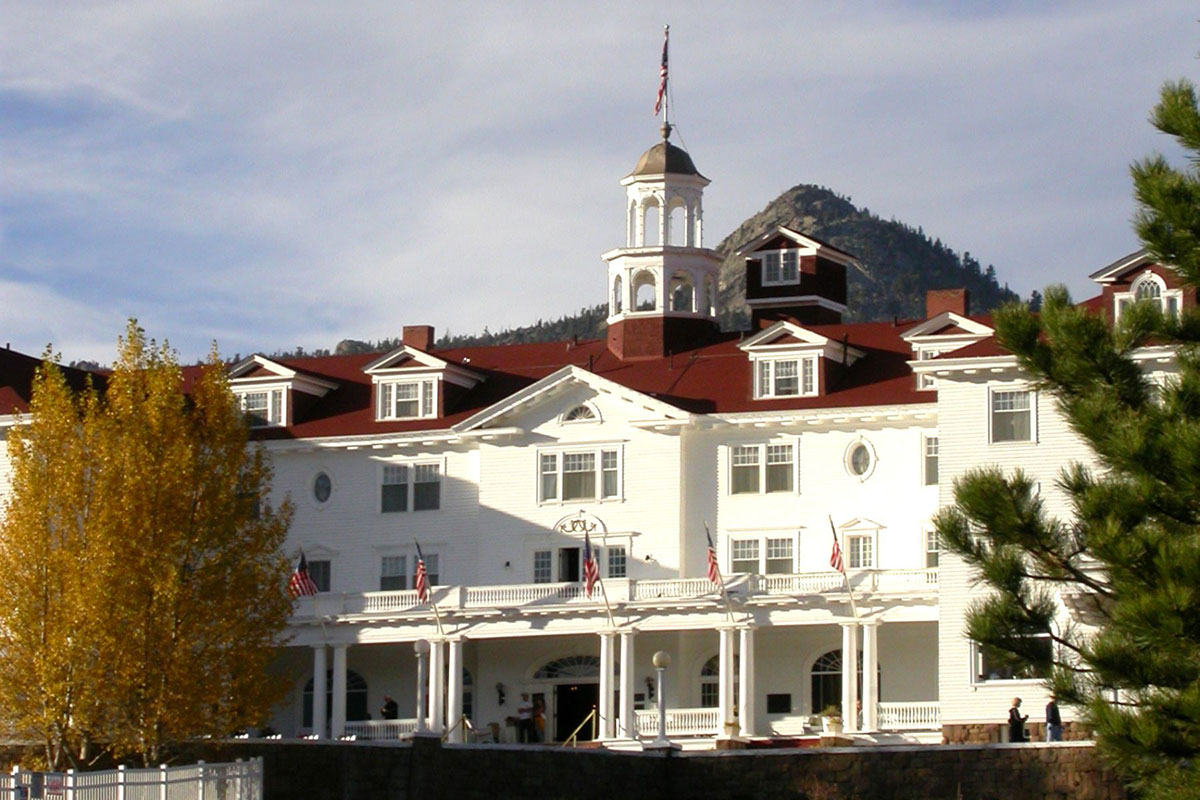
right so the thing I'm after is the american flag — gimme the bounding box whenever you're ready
[705,524,721,585]
[583,532,600,598]
[287,551,319,599]
[414,540,430,603]
[654,26,669,115]
[829,520,846,574]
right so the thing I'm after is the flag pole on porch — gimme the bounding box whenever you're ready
[828,516,859,619]
[583,531,617,628]
[705,523,737,623]
[414,539,445,636]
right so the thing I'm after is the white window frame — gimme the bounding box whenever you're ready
[536,444,624,504]
[844,438,877,482]
[988,387,1037,444]
[925,529,940,569]
[846,533,874,569]
[726,531,800,575]
[235,386,286,427]
[375,378,438,421]
[380,555,408,591]
[1114,272,1183,323]
[728,441,799,495]
[378,458,444,513]
[923,434,939,486]
[971,635,1052,685]
[753,355,818,399]
[916,347,943,391]
[760,248,800,286]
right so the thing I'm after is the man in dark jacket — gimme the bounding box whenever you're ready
[1046,694,1063,741]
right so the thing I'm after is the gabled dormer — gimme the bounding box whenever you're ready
[901,293,993,390]
[227,355,339,428]
[362,337,483,423]
[735,226,860,329]
[1089,249,1195,323]
[739,320,865,399]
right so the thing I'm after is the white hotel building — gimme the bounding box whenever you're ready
[1,129,1185,748]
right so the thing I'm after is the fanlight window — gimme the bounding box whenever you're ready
[562,405,597,422]
[535,655,606,680]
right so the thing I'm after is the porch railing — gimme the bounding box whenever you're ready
[342,718,418,740]
[0,758,262,800]
[633,707,721,737]
[298,569,938,619]
[877,701,941,730]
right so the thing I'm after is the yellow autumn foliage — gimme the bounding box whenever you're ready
[0,321,293,768]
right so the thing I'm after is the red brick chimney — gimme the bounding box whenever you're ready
[402,325,435,351]
[925,288,970,319]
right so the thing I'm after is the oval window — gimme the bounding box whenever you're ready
[845,440,876,480]
[313,472,332,503]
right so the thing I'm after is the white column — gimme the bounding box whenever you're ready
[841,622,859,733]
[311,646,327,739]
[446,638,464,743]
[618,629,637,738]
[330,644,348,738]
[738,626,756,738]
[718,627,736,737]
[414,641,429,734]
[862,620,879,732]
[428,638,446,735]
[599,631,616,739]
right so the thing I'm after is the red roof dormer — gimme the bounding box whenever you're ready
[735,226,859,330]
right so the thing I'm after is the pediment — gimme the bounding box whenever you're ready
[733,225,858,267]
[740,320,831,350]
[838,517,885,533]
[901,311,992,341]
[228,355,338,396]
[362,345,451,373]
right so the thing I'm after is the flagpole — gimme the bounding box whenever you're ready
[705,523,737,624]
[662,25,669,129]
[829,516,859,619]
[585,532,616,627]
[415,539,445,637]
[596,572,616,629]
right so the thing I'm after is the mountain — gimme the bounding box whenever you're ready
[277,184,1021,358]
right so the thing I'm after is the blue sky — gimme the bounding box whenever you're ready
[2,1,1197,362]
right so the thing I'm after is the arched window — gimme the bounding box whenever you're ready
[612,275,623,315]
[699,654,739,708]
[562,404,597,423]
[705,276,716,316]
[809,649,879,714]
[670,272,694,312]
[633,271,657,311]
[303,670,368,728]
[1134,275,1164,300]
[667,201,686,246]
[643,201,661,247]
[535,655,602,681]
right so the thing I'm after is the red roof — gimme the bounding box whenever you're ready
[0,348,104,415]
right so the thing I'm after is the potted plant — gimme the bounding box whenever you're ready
[820,705,843,735]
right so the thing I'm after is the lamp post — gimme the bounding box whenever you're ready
[414,639,430,734]
[652,650,671,747]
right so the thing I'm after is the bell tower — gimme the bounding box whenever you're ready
[603,124,722,360]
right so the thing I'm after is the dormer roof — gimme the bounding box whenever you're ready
[740,320,866,365]
[1089,249,1158,283]
[900,312,993,342]
[227,354,339,397]
[734,225,859,267]
[362,344,484,389]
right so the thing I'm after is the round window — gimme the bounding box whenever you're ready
[845,440,876,480]
[313,472,332,504]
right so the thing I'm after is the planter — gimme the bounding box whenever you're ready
[822,717,843,735]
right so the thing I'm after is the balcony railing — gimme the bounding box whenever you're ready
[295,568,937,619]
[342,719,417,740]
[634,707,721,737]
[877,701,941,730]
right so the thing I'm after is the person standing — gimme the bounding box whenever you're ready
[1008,697,1028,743]
[517,693,534,743]
[1046,694,1063,742]
[380,695,398,720]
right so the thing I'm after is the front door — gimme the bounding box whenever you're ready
[554,682,599,742]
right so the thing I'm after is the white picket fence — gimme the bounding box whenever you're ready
[0,758,262,800]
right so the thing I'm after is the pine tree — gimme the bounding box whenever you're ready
[0,322,294,767]
[936,78,1200,798]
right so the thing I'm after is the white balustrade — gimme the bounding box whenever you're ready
[632,578,715,601]
[342,719,418,740]
[756,572,844,595]
[876,702,940,730]
[633,707,721,736]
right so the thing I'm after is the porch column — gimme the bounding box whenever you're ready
[840,622,859,733]
[618,628,637,738]
[330,643,348,738]
[718,626,736,737]
[861,620,880,732]
[428,638,446,735]
[446,638,464,743]
[599,630,616,739]
[311,645,327,739]
[738,626,756,738]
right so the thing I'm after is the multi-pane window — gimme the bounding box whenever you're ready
[925,530,940,568]
[237,388,284,427]
[974,637,1052,682]
[376,379,436,420]
[730,443,796,494]
[847,535,873,569]
[533,551,553,583]
[308,559,331,593]
[419,554,439,586]
[538,448,621,503]
[607,546,627,579]
[380,463,441,512]
[924,436,939,485]
[990,389,1034,443]
[731,539,760,574]
[755,357,817,398]
[382,465,408,512]
[380,556,407,591]
[765,538,794,574]
[1115,274,1183,322]
[762,250,799,285]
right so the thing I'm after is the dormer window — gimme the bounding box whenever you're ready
[755,356,817,398]
[377,379,437,421]
[1115,272,1182,322]
[236,388,284,427]
[762,250,799,286]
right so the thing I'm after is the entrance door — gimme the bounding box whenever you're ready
[559,547,581,582]
[554,682,599,742]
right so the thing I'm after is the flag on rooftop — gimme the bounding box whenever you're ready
[288,551,319,599]
[654,26,669,115]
